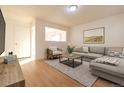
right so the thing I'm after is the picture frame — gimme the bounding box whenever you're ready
[83,27,105,44]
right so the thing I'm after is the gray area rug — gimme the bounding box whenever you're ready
[45,59,98,87]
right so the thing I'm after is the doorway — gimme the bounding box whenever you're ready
[14,25,31,58]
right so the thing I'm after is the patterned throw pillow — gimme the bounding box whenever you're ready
[107,51,120,57]
[114,52,120,56]
[122,49,124,55]
[119,49,124,58]
[107,51,115,57]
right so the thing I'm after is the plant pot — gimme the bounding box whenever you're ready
[69,53,73,56]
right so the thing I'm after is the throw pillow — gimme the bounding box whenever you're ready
[122,48,124,55]
[119,48,124,58]
[83,46,89,53]
[114,52,120,56]
[107,51,115,57]
[74,47,83,52]
[119,55,124,59]
[107,51,120,57]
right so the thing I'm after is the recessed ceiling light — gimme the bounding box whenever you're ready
[68,5,78,12]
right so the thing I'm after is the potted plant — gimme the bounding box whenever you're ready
[67,45,75,55]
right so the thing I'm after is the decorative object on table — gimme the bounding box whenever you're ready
[4,55,17,64]
[47,46,63,59]
[83,27,105,44]
[8,51,13,55]
[67,45,75,54]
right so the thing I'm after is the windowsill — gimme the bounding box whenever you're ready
[45,41,67,43]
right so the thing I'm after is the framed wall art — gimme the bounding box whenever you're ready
[83,27,105,44]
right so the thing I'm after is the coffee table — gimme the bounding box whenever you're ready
[59,54,83,68]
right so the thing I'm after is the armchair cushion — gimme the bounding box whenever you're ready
[53,51,62,55]
[49,46,57,51]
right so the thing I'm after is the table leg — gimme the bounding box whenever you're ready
[73,59,75,68]
[81,56,83,64]
[59,55,61,63]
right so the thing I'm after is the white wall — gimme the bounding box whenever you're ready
[5,18,31,57]
[70,13,124,47]
[35,18,70,59]
[4,17,70,60]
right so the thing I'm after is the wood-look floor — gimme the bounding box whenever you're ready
[20,59,115,87]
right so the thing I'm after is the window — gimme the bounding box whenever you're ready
[45,26,66,42]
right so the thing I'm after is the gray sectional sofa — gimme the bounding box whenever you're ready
[72,46,124,86]
[73,46,105,61]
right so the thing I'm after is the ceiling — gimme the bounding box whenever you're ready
[1,5,124,27]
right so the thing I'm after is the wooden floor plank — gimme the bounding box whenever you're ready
[20,59,114,87]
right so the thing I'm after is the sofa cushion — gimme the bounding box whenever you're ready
[90,58,124,78]
[85,53,103,59]
[53,51,62,55]
[72,52,103,59]
[89,47,105,54]
[74,46,89,53]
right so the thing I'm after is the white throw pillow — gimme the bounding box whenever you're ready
[49,46,57,51]
[119,49,124,58]
[122,49,124,55]
[83,46,89,53]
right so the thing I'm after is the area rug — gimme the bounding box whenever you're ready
[45,59,98,87]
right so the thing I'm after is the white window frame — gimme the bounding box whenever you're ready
[45,26,67,42]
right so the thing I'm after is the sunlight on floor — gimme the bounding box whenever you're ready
[17,24,36,66]
[19,58,35,65]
